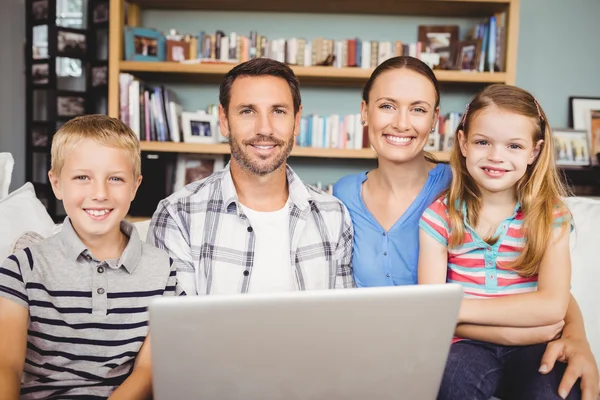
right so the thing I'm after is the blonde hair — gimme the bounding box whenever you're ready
[50,115,141,178]
[447,84,571,277]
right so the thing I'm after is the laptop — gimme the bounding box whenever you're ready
[149,284,463,400]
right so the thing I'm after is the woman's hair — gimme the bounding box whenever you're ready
[362,56,441,162]
[362,56,440,108]
[447,84,571,277]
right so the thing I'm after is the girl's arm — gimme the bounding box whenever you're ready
[417,228,448,284]
[455,321,564,346]
[459,226,571,327]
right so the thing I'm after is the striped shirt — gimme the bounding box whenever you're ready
[147,163,355,295]
[0,217,182,399]
[419,197,571,298]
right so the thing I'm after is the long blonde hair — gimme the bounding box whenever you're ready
[447,84,571,277]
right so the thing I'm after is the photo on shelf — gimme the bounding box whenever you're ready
[32,152,48,184]
[424,132,441,152]
[433,46,455,70]
[553,129,590,166]
[32,0,48,21]
[31,126,49,148]
[91,65,108,87]
[32,25,48,60]
[124,27,166,62]
[32,63,49,85]
[418,25,459,52]
[57,95,85,117]
[166,39,190,62]
[92,2,109,24]
[174,154,225,192]
[57,30,87,59]
[181,111,219,144]
[455,39,481,71]
[443,132,455,152]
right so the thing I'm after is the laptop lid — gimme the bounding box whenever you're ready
[149,284,462,400]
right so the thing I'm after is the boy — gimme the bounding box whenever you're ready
[0,115,181,399]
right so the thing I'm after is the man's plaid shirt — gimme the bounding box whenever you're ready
[147,164,355,295]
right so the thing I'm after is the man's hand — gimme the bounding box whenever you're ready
[539,335,599,400]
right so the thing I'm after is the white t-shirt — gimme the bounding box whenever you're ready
[239,200,296,293]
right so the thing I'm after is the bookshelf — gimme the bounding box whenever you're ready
[107,0,519,164]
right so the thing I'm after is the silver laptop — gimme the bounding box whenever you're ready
[149,284,463,400]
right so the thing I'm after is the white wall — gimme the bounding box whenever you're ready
[0,0,26,192]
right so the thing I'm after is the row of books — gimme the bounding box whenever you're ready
[119,73,184,142]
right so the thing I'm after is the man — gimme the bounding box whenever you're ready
[147,58,355,295]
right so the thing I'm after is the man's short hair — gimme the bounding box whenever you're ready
[50,114,141,178]
[219,58,302,115]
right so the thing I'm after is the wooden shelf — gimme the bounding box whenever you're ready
[129,0,509,18]
[139,141,451,162]
[120,61,508,85]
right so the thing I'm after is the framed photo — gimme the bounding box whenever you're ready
[31,126,49,148]
[443,132,455,152]
[91,65,108,87]
[181,111,219,144]
[32,63,49,85]
[424,132,441,151]
[92,2,109,24]
[57,29,87,58]
[433,46,455,70]
[568,96,600,129]
[174,154,225,191]
[57,95,85,117]
[166,40,190,62]
[32,0,48,21]
[552,129,590,166]
[418,25,459,52]
[455,39,482,71]
[124,27,165,62]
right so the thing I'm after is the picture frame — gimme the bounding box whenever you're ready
[181,111,219,144]
[31,0,48,22]
[166,39,190,62]
[433,46,455,70]
[552,128,590,166]
[91,65,108,87]
[124,27,166,62]
[57,95,85,117]
[57,29,87,59]
[424,132,441,151]
[443,132,455,152]
[455,39,482,71]
[92,2,109,24]
[174,154,225,191]
[568,96,600,129]
[418,25,459,52]
[32,63,49,85]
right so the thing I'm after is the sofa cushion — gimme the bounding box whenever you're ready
[565,196,600,371]
[0,182,56,261]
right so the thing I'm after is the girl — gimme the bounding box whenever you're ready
[418,84,580,399]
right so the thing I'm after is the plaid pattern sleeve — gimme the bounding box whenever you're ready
[147,193,198,296]
[335,203,355,289]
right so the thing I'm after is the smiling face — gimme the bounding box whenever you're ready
[458,106,542,197]
[48,138,141,245]
[361,68,439,163]
[219,75,302,176]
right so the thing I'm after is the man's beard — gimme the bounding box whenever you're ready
[229,132,295,176]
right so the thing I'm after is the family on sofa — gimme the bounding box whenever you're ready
[0,57,598,399]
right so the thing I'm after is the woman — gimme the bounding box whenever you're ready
[333,56,599,399]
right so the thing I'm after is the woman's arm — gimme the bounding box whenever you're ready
[417,228,448,284]
[108,336,153,400]
[459,226,571,327]
[0,297,28,400]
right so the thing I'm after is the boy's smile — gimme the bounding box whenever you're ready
[49,138,141,256]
